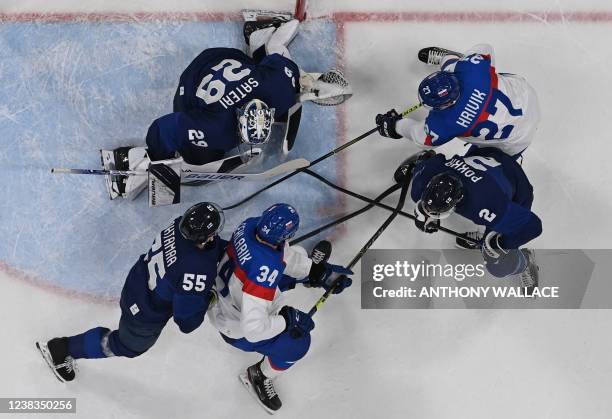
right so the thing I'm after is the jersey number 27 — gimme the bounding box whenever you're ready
[472,89,522,141]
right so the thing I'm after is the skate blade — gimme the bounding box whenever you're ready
[454,242,480,250]
[35,342,67,383]
[238,373,277,415]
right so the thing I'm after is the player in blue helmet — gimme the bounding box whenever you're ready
[36,202,227,382]
[256,203,300,245]
[376,43,540,158]
[418,71,461,110]
[405,148,541,292]
[208,203,352,413]
[101,18,352,201]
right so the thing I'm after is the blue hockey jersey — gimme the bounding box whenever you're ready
[120,217,227,333]
[410,148,542,248]
[210,217,312,342]
[146,48,300,165]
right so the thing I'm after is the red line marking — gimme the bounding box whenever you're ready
[331,20,348,242]
[2,10,612,23]
[0,11,239,22]
[0,261,117,306]
[333,10,612,23]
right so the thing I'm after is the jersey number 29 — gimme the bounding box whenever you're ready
[196,59,251,104]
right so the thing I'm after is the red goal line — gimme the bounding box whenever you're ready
[332,10,612,23]
[2,9,612,23]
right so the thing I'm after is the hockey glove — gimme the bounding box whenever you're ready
[307,262,353,294]
[280,306,315,338]
[481,232,509,260]
[375,109,403,139]
[394,150,437,184]
[207,288,218,310]
[414,201,440,234]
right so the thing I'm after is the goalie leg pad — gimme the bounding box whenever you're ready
[148,157,183,207]
[124,147,150,201]
[265,19,299,58]
[101,147,133,200]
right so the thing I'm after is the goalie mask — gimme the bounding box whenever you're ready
[237,99,275,145]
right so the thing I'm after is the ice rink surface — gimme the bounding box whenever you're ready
[1,1,612,418]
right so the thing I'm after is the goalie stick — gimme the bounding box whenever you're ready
[51,158,310,182]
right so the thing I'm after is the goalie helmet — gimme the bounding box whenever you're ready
[179,202,225,245]
[420,172,464,219]
[256,203,300,245]
[237,99,275,145]
[418,71,461,110]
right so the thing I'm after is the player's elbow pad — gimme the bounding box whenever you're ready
[502,214,542,249]
[175,313,205,334]
[145,114,180,161]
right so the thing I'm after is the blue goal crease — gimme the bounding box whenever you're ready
[0,20,340,298]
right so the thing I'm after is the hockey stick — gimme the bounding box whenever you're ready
[307,179,411,316]
[51,158,310,182]
[289,183,402,245]
[222,103,423,210]
[301,169,479,245]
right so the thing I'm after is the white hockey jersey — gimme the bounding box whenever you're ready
[396,44,540,156]
[208,217,311,342]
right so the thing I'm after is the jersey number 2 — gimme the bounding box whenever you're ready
[471,89,522,141]
[196,59,251,104]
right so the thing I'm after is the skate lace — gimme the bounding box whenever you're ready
[56,356,77,374]
[428,49,446,64]
[466,231,482,240]
[520,269,535,288]
[263,378,277,399]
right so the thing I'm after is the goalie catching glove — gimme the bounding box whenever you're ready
[299,69,353,106]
